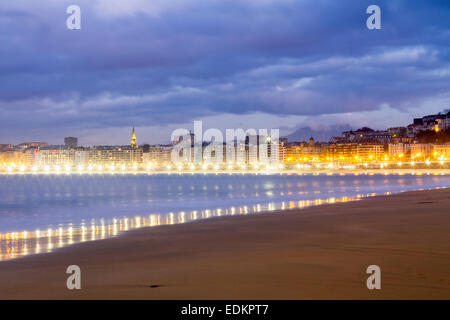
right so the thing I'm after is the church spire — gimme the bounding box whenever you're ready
[130,126,137,148]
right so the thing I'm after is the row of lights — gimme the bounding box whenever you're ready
[1,162,286,173]
[3,164,140,173]
[287,152,449,163]
[167,163,285,171]
[1,159,449,173]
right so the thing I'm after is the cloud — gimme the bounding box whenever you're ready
[0,0,449,144]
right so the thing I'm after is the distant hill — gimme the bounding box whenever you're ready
[285,124,352,143]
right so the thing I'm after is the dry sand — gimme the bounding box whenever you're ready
[0,188,449,299]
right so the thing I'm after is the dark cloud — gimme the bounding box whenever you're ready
[0,0,449,143]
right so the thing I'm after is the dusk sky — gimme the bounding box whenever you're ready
[0,0,449,145]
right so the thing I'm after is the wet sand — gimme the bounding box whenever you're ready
[0,188,449,299]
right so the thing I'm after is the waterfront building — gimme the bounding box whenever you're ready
[0,149,36,165]
[329,142,358,161]
[36,149,76,166]
[246,135,260,164]
[356,143,385,161]
[388,143,411,159]
[89,146,143,165]
[143,145,172,165]
[285,139,329,162]
[278,138,287,163]
[433,144,450,160]
[226,140,246,165]
[245,134,280,166]
[74,150,90,165]
[410,143,434,160]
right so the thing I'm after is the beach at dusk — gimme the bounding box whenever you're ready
[1,188,449,300]
[1,0,450,310]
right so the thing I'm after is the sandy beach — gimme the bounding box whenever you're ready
[0,188,449,299]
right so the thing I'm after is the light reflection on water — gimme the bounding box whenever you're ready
[0,193,368,261]
[0,172,449,261]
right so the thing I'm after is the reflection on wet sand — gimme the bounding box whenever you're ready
[0,181,445,261]
[0,193,375,261]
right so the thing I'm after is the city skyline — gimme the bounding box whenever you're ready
[0,0,449,145]
[2,109,450,173]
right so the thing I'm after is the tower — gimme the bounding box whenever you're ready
[131,127,137,148]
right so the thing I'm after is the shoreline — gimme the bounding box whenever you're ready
[1,184,447,262]
[1,168,450,175]
[0,188,450,299]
